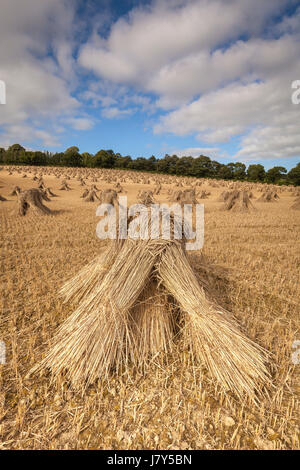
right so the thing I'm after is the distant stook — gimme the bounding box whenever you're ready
[0,80,6,105]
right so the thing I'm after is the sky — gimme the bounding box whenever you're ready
[0,0,299,169]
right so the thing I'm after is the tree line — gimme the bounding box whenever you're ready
[0,144,299,186]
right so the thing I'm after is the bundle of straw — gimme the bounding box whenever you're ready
[221,190,255,212]
[17,188,52,216]
[31,207,271,401]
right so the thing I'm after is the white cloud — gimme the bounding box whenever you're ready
[67,117,94,130]
[0,0,80,147]
[0,124,60,149]
[121,94,156,114]
[151,35,300,107]
[79,0,289,87]
[236,124,300,161]
[171,146,223,158]
[78,0,300,161]
[155,75,300,160]
[86,93,118,108]
[0,0,299,162]
[101,107,133,119]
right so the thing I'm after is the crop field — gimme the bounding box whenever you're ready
[0,166,299,450]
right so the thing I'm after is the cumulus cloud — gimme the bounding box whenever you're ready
[101,107,133,119]
[78,0,300,161]
[66,117,95,130]
[82,90,118,108]
[78,0,289,87]
[0,0,79,147]
[236,124,300,161]
[0,124,60,149]
[0,0,299,162]
[171,146,224,158]
[151,35,300,106]
[155,72,300,159]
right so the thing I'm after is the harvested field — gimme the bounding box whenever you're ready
[0,166,299,450]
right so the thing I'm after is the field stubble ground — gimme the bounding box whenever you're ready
[0,169,299,449]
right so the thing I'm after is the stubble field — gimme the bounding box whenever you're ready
[0,166,299,450]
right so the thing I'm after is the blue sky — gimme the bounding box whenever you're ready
[0,0,299,169]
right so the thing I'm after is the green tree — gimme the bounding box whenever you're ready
[265,166,287,184]
[247,164,265,182]
[159,155,179,174]
[50,152,64,166]
[217,164,233,180]
[156,158,170,173]
[8,143,25,153]
[62,146,83,167]
[81,152,93,167]
[94,150,116,168]
[288,163,300,186]
[176,156,193,176]
[146,155,157,171]
[128,157,148,171]
[191,155,213,177]
[4,144,26,164]
[211,160,222,177]
[227,162,246,180]
[115,155,132,169]
[0,148,5,163]
[65,146,79,154]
